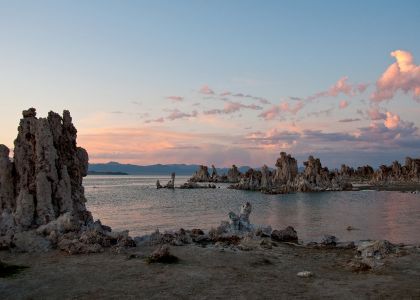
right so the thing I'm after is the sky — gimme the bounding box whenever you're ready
[1,0,420,168]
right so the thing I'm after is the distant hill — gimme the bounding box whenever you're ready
[88,162,252,176]
[87,170,128,175]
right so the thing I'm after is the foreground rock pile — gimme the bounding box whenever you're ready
[137,202,295,250]
[138,202,404,273]
[0,108,135,253]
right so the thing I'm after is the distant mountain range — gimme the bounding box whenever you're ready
[88,161,252,176]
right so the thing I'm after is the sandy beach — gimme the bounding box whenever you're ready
[2,242,420,299]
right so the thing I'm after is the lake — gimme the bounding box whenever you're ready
[84,175,420,244]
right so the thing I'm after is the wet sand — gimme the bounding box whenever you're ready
[1,243,420,299]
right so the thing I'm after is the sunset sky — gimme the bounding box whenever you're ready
[1,1,420,168]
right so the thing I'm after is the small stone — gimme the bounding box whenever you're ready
[147,245,179,264]
[321,235,337,246]
[297,271,313,278]
[271,226,298,242]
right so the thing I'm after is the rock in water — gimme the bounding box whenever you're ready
[0,108,135,252]
[228,202,253,232]
[274,152,298,184]
[227,165,241,183]
[189,165,210,182]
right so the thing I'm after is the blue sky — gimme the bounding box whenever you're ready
[1,1,420,168]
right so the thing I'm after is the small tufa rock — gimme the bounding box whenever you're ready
[297,271,313,278]
[357,240,396,259]
[321,235,337,247]
[147,245,179,264]
[347,261,372,273]
[271,226,298,243]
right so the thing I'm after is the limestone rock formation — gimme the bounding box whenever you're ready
[230,152,352,194]
[232,168,262,191]
[210,165,218,179]
[228,202,253,232]
[0,108,135,252]
[260,165,272,191]
[179,182,216,189]
[371,157,420,183]
[227,165,241,183]
[189,165,210,182]
[164,172,176,188]
[274,152,298,184]
[188,164,242,183]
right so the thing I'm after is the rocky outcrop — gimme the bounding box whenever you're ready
[179,182,216,189]
[232,168,262,191]
[371,157,420,183]
[354,165,375,180]
[188,164,242,183]
[274,152,298,184]
[0,108,135,252]
[189,165,210,182]
[231,152,352,194]
[227,165,241,183]
[260,165,272,191]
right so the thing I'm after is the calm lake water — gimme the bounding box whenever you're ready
[84,175,420,244]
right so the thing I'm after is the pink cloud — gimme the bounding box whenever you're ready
[203,101,262,115]
[257,98,271,105]
[356,83,369,93]
[307,77,368,101]
[371,50,420,102]
[339,100,349,109]
[259,101,304,120]
[199,85,215,95]
[384,111,400,129]
[329,77,353,97]
[145,117,165,124]
[166,96,184,102]
[367,105,386,120]
[166,109,198,121]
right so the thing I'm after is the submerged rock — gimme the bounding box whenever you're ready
[179,182,216,189]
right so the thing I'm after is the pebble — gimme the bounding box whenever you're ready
[297,271,314,278]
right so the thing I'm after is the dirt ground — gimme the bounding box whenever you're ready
[1,243,420,300]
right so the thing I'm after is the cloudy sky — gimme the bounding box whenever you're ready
[1,1,420,168]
